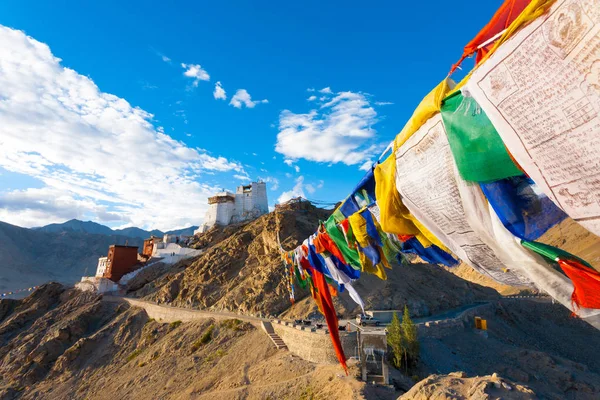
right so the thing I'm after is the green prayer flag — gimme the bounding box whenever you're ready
[325,217,361,270]
[294,264,307,289]
[441,92,522,182]
[521,240,594,269]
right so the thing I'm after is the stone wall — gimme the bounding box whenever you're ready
[272,320,358,364]
[102,296,264,325]
[416,303,494,339]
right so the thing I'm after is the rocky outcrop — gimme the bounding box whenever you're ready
[400,372,536,400]
[134,201,329,316]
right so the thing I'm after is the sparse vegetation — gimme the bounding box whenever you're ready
[387,312,404,369]
[127,349,143,362]
[138,361,147,367]
[169,320,182,330]
[387,305,420,371]
[299,386,317,400]
[220,318,243,330]
[203,348,227,363]
[402,305,419,366]
[191,325,215,352]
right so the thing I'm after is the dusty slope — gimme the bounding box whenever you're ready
[0,283,368,400]
[132,201,330,317]
[417,300,600,399]
[282,259,500,320]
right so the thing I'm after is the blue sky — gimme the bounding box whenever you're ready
[0,0,499,230]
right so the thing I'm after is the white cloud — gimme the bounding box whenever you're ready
[229,89,268,109]
[161,55,171,63]
[294,165,300,173]
[305,184,315,194]
[317,180,324,189]
[181,63,210,86]
[283,159,294,167]
[213,81,226,100]
[275,91,380,166]
[278,176,305,203]
[307,95,317,101]
[0,26,244,229]
[375,101,394,106]
[260,176,279,191]
[319,96,328,101]
[233,174,250,181]
[285,173,292,178]
[359,160,373,171]
[307,88,315,92]
[319,87,332,94]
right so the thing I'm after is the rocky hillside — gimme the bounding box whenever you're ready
[132,200,331,316]
[131,201,499,319]
[399,372,536,399]
[0,221,142,294]
[0,283,365,400]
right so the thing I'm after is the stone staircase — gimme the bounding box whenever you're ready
[261,321,288,350]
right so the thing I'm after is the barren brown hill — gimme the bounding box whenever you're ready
[0,283,368,400]
[399,372,536,399]
[131,200,330,317]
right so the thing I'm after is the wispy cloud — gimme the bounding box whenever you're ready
[181,63,210,87]
[260,176,279,191]
[151,47,172,64]
[307,95,317,101]
[140,80,158,90]
[229,89,268,109]
[276,90,381,166]
[319,87,332,94]
[278,176,305,203]
[0,26,244,229]
[307,88,315,92]
[213,81,226,100]
[359,160,373,171]
[375,101,394,106]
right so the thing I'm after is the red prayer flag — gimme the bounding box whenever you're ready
[557,259,600,310]
[304,261,348,373]
[450,0,531,74]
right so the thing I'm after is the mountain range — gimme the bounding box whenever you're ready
[0,221,144,294]
[0,219,198,294]
[34,219,199,239]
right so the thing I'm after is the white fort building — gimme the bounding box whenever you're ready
[195,181,268,234]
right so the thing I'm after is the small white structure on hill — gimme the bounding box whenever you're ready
[195,181,268,234]
[95,257,108,277]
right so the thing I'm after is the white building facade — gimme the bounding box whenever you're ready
[196,181,268,234]
[95,257,108,277]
